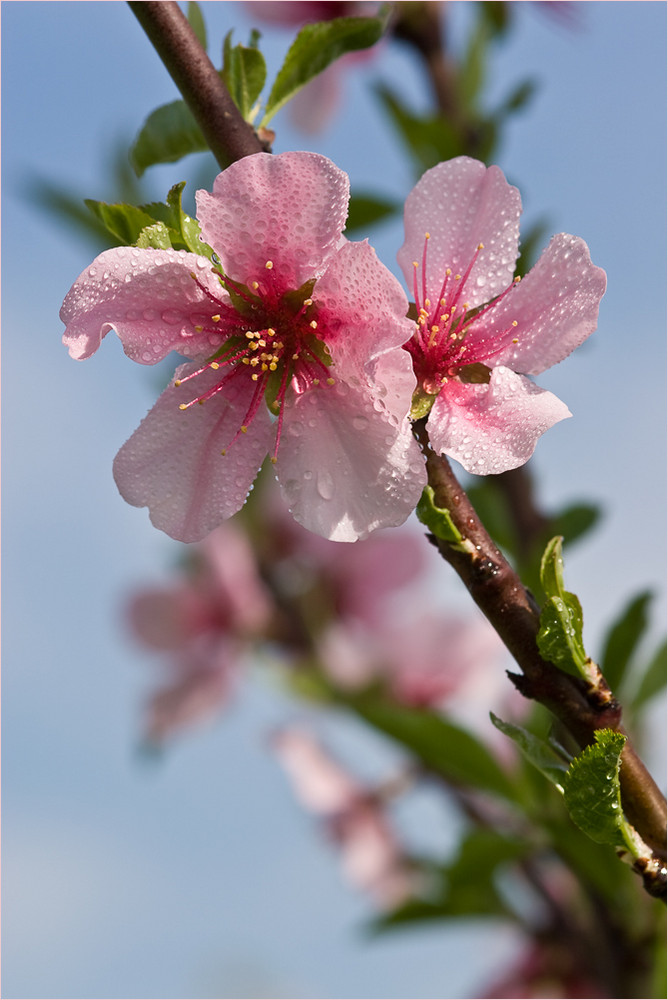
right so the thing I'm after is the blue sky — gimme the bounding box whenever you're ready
[2,2,666,998]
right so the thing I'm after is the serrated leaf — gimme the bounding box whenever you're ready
[341,691,519,802]
[631,639,667,711]
[222,30,267,120]
[601,590,652,694]
[187,1,207,50]
[84,199,159,245]
[563,729,627,847]
[415,486,463,545]
[130,100,211,177]
[136,221,173,249]
[490,713,569,790]
[262,11,390,125]
[345,192,398,234]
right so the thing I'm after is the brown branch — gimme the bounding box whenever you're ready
[128,1,266,169]
[413,420,666,883]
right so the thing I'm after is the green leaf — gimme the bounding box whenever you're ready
[563,729,629,848]
[550,501,601,548]
[495,77,537,118]
[601,590,652,694]
[345,192,398,234]
[341,690,519,803]
[415,486,464,546]
[84,199,159,245]
[458,11,490,109]
[537,537,588,678]
[631,639,667,711]
[136,221,173,250]
[262,11,390,126]
[374,84,463,172]
[222,30,267,120]
[490,713,569,790]
[130,100,211,177]
[539,534,566,599]
[187,1,207,50]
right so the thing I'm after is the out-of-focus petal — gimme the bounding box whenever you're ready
[271,728,361,814]
[428,367,571,475]
[61,247,226,363]
[113,363,273,542]
[196,151,350,289]
[398,157,521,310]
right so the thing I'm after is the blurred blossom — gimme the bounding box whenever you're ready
[479,937,608,998]
[272,727,419,909]
[128,522,273,743]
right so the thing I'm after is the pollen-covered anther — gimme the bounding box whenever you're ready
[477,243,484,250]
[326,377,335,385]
[265,260,274,270]
[211,314,221,323]
[514,276,521,284]
[210,362,220,370]
[309,320,318,329]
[512,320,518,327]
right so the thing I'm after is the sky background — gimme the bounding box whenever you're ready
[2,2,666,998]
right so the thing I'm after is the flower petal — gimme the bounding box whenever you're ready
[428,366,571,474]
[196,151,350,289]
[314,239,415,364]
[113,363,273,542]
[61,247,229,363]
[397,156,521,310]
[276,377,426,541]
[473,234,607,374]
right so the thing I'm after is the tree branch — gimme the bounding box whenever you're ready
[128,1,266,169]
[413,420,666,885]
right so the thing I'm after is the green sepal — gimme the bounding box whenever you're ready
[130,100,211,177]
[222,30,267,121]
[416,486,463,546]
[490,712,570,791]
[261,9,391,126]
[563,729,637,853]
[410,387,436,421]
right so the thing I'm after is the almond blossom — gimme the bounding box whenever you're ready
[398,156,607,474]
[272,728,418,909]
[61,151,425,542]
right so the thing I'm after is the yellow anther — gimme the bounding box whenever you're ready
[431,325,439,334]
[454,274,461,281]
[292,353,300,360]
[512,320,518,327]
[446,268,452,276]
[270,456,277,465]
[241,425,248,433]
[194,325,203,332]
[267,328,276,337]
[512,338,519,344]
[303,298,313,307]
[439,298,446,307]
[326,377,335,385]
[265,260,274,270]
[310,320,318,329]
[313,378,320,385]
[251,373,259,381]
[211,314,221,323]
[425,298,431,309]
[269,362,278,371]
[242,358,250,365]
[251,281,259,290]
[514,276,521,283]
[412,261,419,269]
[261,363,268,372]
[250,357,259,366]
[477,242,484,250]
[245,330,255,339]
[178,403,188,410]
[174,379,182,387]
[221,448,227,456]
[425,232,431,239]
[189,271,197,280]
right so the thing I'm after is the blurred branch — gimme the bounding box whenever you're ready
[128,1,266,168]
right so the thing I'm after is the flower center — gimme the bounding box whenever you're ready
[407,233,521,399]
[175,260,336,461]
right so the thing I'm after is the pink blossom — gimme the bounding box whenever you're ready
[62,151,425,542]
[398,156,606,474]
[272,727,417,909]
[128,523,273,743]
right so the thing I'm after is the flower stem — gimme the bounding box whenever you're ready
[413,419,667,890]
[127,1,265,168]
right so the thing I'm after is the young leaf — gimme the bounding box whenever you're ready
[84,199,159,246]
[135,221,173,250]
[490,713,570,791]
[187,1,207,50]
[261,11,390,126]
[537,537,588,678]
[630,639,667,712]
[130,100,211,177]
[562,729,629,848]
[600,590,652,694]
[222,31,267,120]
[416,486,464,546]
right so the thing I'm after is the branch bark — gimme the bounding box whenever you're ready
[413,420,667,885]
[128,1,265,169]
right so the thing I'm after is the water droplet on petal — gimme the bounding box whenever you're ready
[316,470,335,500]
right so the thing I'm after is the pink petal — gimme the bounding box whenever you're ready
[196,151,350,289]
[271,729,361,815]
[314,239,416,363]
[276,376,426,541]
[113,363,273,542]
[428,366,571,475]
[471,234,607,374]
[397,157,521,310]
[60,247,228,363]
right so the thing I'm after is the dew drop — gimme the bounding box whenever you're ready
[352,415,369,431]
[316,470,335,500]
